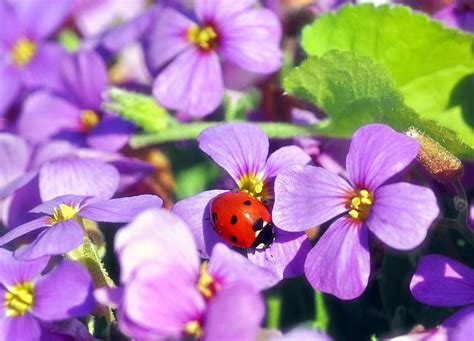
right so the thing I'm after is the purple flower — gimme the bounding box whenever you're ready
[0,249,94,340]
[434,2,474,32]
[172,122,312,278]
[0,193,162,260]
[96,208,272,340]
[0,0,71,115]
[18,50,134,152]
[273,124,439,299]
[410,255,474,340]
[0,133,153,228]
[146,0,283,117]
[73,0,147,38]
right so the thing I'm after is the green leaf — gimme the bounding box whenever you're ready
[301,4,474,158]
[104,87,177,133]
[284,50,474,157]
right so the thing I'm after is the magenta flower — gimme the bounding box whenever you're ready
[0,0,71,115]
[172,122,312,278]
[18,50,134,152]
[96,208,273,340]
[0,249,94,340]
[410,255,474,340]
[273,124,439,299]
[147,0,283,117]
[0,193,162,260]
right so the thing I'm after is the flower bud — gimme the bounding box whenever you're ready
[406,128,463,183]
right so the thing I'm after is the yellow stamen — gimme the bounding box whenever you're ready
[348,189,374,221]
[48,204,80,225]
[80,110,100,132]
[187,25,218,51]
[238,173,268,201]
[12,38,37,67]
[184,320,203,338]
[197,262,219,299]
[5,282,35,316]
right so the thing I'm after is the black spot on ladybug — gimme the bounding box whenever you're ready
[243,200,252,206]
[252,218,264,231]
[230,235,238,243]
[212,212,218,222]
[230,215,238,225]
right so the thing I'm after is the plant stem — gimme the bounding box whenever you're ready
[267,294,282,329]
[130,121,338,148]
[314,291,329,332]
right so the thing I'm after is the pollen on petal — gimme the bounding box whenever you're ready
[11,38,37,67]
[347,189,374,222]
[238,173,268,202]
[187,24,219,51]
[5,281,35,317]
[49,204,80,225]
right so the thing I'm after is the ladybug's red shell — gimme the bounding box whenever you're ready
[210,191,272,249]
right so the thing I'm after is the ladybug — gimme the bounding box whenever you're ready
[209,191,275,249]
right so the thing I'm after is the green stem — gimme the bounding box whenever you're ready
[130,122,336,148]
[266,294,282,329]
[313,291,329,332]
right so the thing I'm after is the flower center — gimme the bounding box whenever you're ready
[197,262,219,299]
[187,25,219,51]
[347,189,374,221]
[238,174,268,201]
[11,38,37,67]
[48,204,80,225]
[80,110,100,132]
[183,320,203,339]
[5,282,35,317]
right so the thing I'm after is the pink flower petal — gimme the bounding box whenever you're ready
[273,165,351,232]
[367,182,439,250]
[247,228,312,279]
[0,133,29,190]
[219,8,283,73]
[39,157,119,202]
[198,123,268,184]
[14,220,85,260]
[33,260,94,320]
[60,50,108,109]
[18,92,81,144]
[0,248,48,287]
[208,243,279,291]
[146,7,193,74]
[204,282,264,341]
[0,64,21,115]
[115,208,200,283]
[195,0,257,22]
[123,263,205,339]
[172,190,228,259]
[79,194,163,223]
[153,47,224,117]
[410,255,474,306]
[264,145,311,181]
[346,124,419,191]
[305,217,370,300]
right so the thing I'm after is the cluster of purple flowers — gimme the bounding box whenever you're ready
[0,0,473,340]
